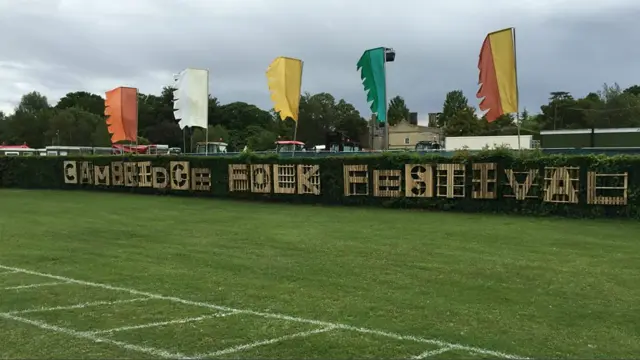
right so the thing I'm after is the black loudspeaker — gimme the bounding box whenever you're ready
[409,112,418,125]
[385,48,396,62]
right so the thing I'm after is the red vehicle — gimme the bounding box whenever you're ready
[0,143,38,156]
[274,140,305,153]
[112,144,170,155]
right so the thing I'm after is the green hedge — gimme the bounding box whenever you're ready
[1,150,638,219]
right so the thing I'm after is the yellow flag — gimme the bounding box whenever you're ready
[477,28,518,121]
[266,57,303,121]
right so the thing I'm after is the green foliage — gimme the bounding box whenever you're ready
[1,151,638,219]
[440,90,469,128]
[387,96,410,126]
[296,92,368,147]
[55,91,105,116]
[0,88,368,152]
[3,80,640,152]
[438,83,640,138]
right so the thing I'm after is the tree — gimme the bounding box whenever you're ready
[539,91,578,130]
[217,102,272,131]
[56,91,105,116]
[297,92,337,146]
[333,99,368,144]
[191,125,231,144]
[45,107,109,146]
[445,106,482,136]
[20,80,640,152]
[624,85,640,97]
[144,121,183,148]
[387,96,409,126]
[245,125,278,151]
[593,83,640,128]
[440,90,469,128]
[5,92,52,147]
[207,97,219,124]
[268,109,296,139]
[535,84,640,131]
[0,111,9,143]
[16,92,50,115]
[480,114,517,136]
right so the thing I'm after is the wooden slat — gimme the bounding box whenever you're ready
[228,164,249,192]
[436,163,465,198]
[587,171,628,205]
[297,165,321,195]
[344,165,368,196]
[169,161,190,190]
[373,170,401,197]
[250,164,272,193]
[404,164,433,198]
[504,169,538,200]
[191,168,211,191]
[472,163,496,199]
[543,167,579,203]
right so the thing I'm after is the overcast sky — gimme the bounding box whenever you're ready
[1,0,640,123]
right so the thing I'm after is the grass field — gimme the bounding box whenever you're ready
[1,189,639,359]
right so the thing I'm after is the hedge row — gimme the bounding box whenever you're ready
[1,150,638,218]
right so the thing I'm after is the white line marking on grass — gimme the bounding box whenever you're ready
[88,311,239,335]
[3,281,67,290]
[410,347,453,359]
[0,264,529,360]
[0,312,189,359]
[192,326,337,359]
[4,297,152,315]
[0,270,18,275]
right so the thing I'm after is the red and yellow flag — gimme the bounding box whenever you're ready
[104,87,138,143]
[476,28,518,122]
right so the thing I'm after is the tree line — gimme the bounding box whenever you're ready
[435,83,640,137]
[1,82,639,151]
[0,88,373,151]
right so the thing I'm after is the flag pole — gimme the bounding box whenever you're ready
[293,60,303,143]
[383,50,389,151]
[512,27,522,150]
[291,60,303,158]
[291,120,298,158]
[135,88,139,153]
[205,69,209,156]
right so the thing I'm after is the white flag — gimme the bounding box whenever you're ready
[173,68,209,129]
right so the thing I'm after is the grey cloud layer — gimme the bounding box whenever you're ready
[1,0,639,120]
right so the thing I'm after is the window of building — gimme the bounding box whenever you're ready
[404,137,410,145]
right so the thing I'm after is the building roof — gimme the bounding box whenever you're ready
[540,128,640,135]
[389,119,441,134]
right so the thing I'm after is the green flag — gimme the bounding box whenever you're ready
[357,47,386,123]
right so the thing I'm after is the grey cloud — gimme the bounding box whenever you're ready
[1,0,639,121]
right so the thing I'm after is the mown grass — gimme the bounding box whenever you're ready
[0,189,639,358]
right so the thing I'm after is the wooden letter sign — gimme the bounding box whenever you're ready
[343,165,368,196]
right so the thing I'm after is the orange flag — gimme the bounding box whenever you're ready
[104,87,138,143]
[477,28,518,122]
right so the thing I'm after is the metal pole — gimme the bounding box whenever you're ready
[293,122,298,142]
[135,88,139,152]
[183,127,187,154]
[383,50,389,150]
[516,112,522,150]
[512,27,521,150]
[370,115,374,150]
[291,60,303,158]
[205,69,209,156]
